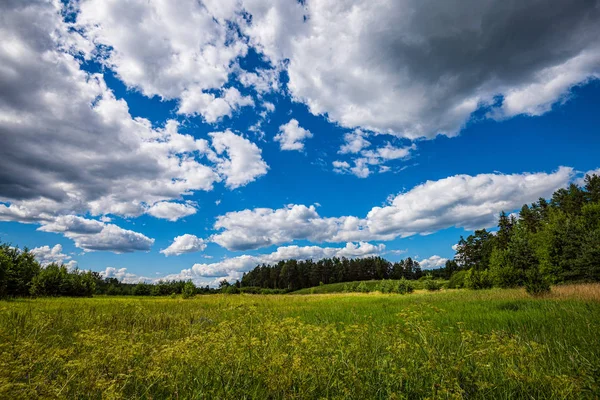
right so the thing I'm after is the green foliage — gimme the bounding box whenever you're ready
[464,268,493,290]
[30,264,96,297]
[378,279,395,293]
[132,282,152,296]
[0,244,41,298]
[181,281,196,299]
[395,278,414,294]
[489,247,520,288]
[448,270,467,289]
[356,281,369,293]
[423,275,442,291]
[525,269,551,296]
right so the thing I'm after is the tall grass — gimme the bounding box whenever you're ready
[1,285,599,398]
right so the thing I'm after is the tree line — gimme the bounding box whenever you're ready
[240,256,429,291]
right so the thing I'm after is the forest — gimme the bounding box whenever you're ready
[0,173,598,298]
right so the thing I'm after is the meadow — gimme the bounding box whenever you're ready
[1,285,599,399]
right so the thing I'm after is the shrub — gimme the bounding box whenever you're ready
[395,278,414,294]
[424,278,442,291]
[447,270,467,289]
[464,269,493,290]
[525,269,551,296]
[223,285,240,294]
[379,280,395,293]
[181,281,196,299]
[356,281,369,293]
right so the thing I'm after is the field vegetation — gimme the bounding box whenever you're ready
[1,287,599,399]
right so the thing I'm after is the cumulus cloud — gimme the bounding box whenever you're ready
[274,119,313,151]
[67,0,600,140]
[74,0,248,115]
[0,1,268,222]
[146,202,197,222]
[418,255,448,270]
[100,267,152,284]
[161,234,207,256]
[0,1,268,238]
[37,216,154,253]
[241,0,600,138]
[339,130,371,154]
[178,87,254,122]
[208,130,269,189]
[211,167,574,250]
[31,244,77,269]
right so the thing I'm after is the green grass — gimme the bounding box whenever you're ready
[292,278,447,294]
[1,285,599,399]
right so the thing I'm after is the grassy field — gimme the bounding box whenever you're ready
[1,285,599,399]
[292,279,448,294]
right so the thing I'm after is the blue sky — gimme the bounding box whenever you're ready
[1,0,599,285]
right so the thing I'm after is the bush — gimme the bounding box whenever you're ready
[447,270,467,289]
[395,278,414,294]
[356,281,369,293]
[379,280,395,293]
[424,278,442,291]
[182,281,196,299]
[223,285,240,294]
[464,269,493,290]
[525,269,551,296]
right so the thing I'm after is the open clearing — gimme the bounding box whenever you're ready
[1,285,599,399]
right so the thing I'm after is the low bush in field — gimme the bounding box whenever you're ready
[465,269,494,290]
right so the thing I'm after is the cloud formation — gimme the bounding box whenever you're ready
[244,0,600,138]
[212,167,574,250]
[274,119,313,151]
[0,0,269,253]
[31,244,77,269]
[418,255,448,270]
[161,234,207,256]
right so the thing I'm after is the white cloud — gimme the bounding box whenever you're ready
[208,130,269,189]
[212,204,340,251]
[418,255,448,270]
[274,119,313,151]
[31,244,77,269]
[178,87,254,122]
[146,202,197,222]
[161,234,207,256]
[74,0,248,122]
[243,0,600,138]
[0,1,257,222]
[335,134,417,177]
[211,167,574,250]
[35,215,154,253]
[339,130,371,154]
[100,267,152,284]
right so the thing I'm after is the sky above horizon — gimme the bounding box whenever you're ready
[1,0,599,285]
